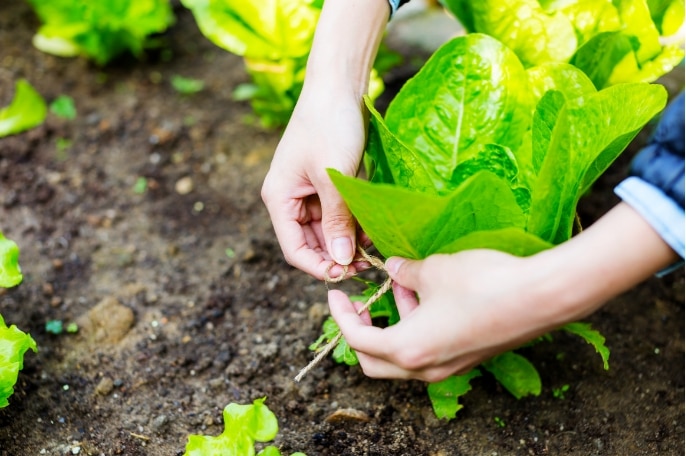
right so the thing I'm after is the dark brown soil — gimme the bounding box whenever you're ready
[1,2,684,455]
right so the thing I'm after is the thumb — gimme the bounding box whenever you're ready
[319,185,356,266]
[385,257,424,291]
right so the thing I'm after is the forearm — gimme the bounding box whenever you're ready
[304,0,390,98]
[531,202,680,325]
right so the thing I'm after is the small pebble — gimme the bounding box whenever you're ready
[325,408,370,424]
[175,176,194,195]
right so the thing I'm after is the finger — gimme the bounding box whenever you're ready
[355,351,415,380]
[385,257,424,291]
[328,290,389,355]
[392,282,419,318]
[357,230,373,249]
[319,181,356,266]
[351,299,372,325]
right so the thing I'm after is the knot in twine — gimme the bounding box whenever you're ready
[294,245,392,382]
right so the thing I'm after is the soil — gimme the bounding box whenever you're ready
[0,2,684,455]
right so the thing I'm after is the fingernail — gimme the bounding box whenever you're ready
[332,237,354,265]
[385,257,404,275]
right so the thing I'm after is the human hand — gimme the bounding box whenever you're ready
[328,249,578,382]
[261,87,367,280]
[260,0,389,280]
[328,202,680,382]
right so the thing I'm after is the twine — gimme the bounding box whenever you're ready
[294,245,391,382]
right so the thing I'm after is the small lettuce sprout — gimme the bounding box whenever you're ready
[49,95,77,120]
[0,79,47,138]
[0,233,22,288]
[0,315,37,408]
[184,398,306,456]
[45,320,64,335]
[1,232,36,408]
[171,75,205,95]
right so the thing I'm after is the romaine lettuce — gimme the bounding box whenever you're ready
[326,33,664,419]
[26,0,175,65]
[441,0,684,88]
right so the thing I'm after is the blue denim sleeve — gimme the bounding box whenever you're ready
[388,0,411,17]
[614,92,686,269]
[629,92,684,207]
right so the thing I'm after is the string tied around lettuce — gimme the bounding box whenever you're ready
[294,245,392,382]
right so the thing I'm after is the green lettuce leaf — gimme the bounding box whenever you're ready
[384,34,534,190]
[441,0,684,87]
[181,0,320,60]
[184,398,279,456]
[0,80,47,138]
[0,314,37,408]
[562,322,610,370]
[427,370,481,420]
[482,352,542,399]
[526,82,666,243]
[329,169,527,259]
[442,0,578,67]
[0,233,22,288]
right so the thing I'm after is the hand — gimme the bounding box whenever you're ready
[328,203,679,382]
[329,251,554,382]
[261,87,366,279]
[260,0,389,280]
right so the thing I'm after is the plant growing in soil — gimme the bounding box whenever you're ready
[180,0,394,128]
[0,232,37,409]
[309,33,666,420]
[0,79,47,138]
[183,397,306,456]
[440,0,684,89]
[26,0,175,65]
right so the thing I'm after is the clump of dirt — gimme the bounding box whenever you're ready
[1,1,683,455]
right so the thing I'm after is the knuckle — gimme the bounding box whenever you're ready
[321,212,353,233]
[394,344,435,371]
[260,178,275,204]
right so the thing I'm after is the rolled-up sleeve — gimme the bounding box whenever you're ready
[615,92,685,263]
[388,0,412,17]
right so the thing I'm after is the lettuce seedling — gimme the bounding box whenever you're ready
[0,232,23,288]
[26,0,175,65]
[0,232,37,409]
[184,397,306,456]
[0,79,47,138]
[171,75,205,95]
[0,315,37,408]
[317,33,666,419]
[440,0,684,88]
[49,95,77,120]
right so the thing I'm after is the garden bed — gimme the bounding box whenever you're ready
[0,1,683,455]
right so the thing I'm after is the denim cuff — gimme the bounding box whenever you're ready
[615,176,685,275]
[388,0,401,17]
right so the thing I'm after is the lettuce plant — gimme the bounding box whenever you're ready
[184,398,306,456]
[315,33,666,420]
[26,0,175,65]
[0,79,47,138]
[440,0,684,89]
[180,0,322,128]
[181,0,389,128]
[0,232,36,409]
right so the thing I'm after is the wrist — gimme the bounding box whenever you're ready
[526,202,679,327]
[304,0,389,99]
